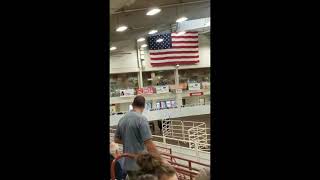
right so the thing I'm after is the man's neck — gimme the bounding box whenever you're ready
[132,108,143,113]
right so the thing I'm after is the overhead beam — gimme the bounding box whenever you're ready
[112,0,210,15]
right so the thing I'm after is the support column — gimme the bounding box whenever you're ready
[174,65,183,107]
[137,45,144,88]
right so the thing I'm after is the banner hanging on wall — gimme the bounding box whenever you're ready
[156,85,170,94]
[136,87,155,95]
[188,83,201,91]
[202,82,210,89]
[120,89,135,97]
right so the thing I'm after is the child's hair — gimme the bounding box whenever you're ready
[154,164,176,179]
[136,152,162,172]
[136,153,176,179]
[195,167,210,180]
[137,174,159,180]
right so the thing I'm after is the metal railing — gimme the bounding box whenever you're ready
[109,102,210,116]
[110,124,210,154]
[111,153,209,180]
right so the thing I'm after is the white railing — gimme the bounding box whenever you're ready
[110,131,210,164]
[161,119,207,142]
[188,124,210,151]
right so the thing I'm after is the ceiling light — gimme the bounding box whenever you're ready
[176,17,188,23]
[137,38,145,42]
[116,26,128,32]
[156,38,163,43]
[110,46,117,51]
[146,8,161,16]
[177,31,186,36]
[141,44,148,48]
[148,30,158,34]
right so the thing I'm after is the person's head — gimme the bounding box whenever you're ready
[137,174,158,180]
[136,153,178,180]
[195,167,210,180]
[110,142,120,157]
[136,152,162,172]
[155,164,178,180]
[132,95,146,112]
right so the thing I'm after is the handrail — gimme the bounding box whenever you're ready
[110,103,210,116]
[111,153,205,180]
[152,135,210,147]
[161,153,210,167]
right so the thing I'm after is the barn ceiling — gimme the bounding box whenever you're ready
[109,0,210,43]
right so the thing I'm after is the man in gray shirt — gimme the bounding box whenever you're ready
[115,96,160,180]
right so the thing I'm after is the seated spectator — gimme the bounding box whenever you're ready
[136,153,178,180]
[195,167,210,180]
[110,142,123,180]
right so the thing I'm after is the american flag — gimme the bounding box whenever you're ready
[147,32,199,66]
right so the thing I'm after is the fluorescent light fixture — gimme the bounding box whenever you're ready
[156,38,163,43]
[177,31,186,36]
[148,30,158,34]
[116,26,128,32]
[176,17,188,23]
[137,37,145,42]
[110,46,117,51]
[141,44,148,48]
[146,8,161,16]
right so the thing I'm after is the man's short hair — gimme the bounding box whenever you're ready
[132,95,145,108]
[110,142,119,155]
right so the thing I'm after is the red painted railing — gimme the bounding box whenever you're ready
[111,151,209,180]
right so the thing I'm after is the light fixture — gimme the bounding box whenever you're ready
[141,44,148,48]
[148,30,158,34]
[116,26,128,32]
[137,38,145,42]
[156,38,163,43]
[205,21,210,26]
[146,8,161,16]
[176,17,188,23]
[110,46,117,51]
[177,31,186,36]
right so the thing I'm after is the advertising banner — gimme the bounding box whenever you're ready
[143,87,155,94]
[188,83,201,91]
[202,82,210,89]
[190,92,204,96]
[136,87,155,95]
[156,85,170,94]
[120,89,135,97]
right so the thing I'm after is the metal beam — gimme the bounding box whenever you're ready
[112,0,210,15]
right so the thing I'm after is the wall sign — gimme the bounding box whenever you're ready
[143,87,155,94]
[202,82,210,89]
[136,87,155,95]
[190,92,203,96]
[188,83,201,91]
[136,88,144,95]
[120,89,135,97]
[176,89,182,94]
[156,85,170,94]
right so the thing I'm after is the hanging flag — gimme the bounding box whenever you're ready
[147,32,199,66]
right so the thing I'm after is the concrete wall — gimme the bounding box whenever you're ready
[110,39,139,74]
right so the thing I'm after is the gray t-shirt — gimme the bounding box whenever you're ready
[115,111,152,171]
